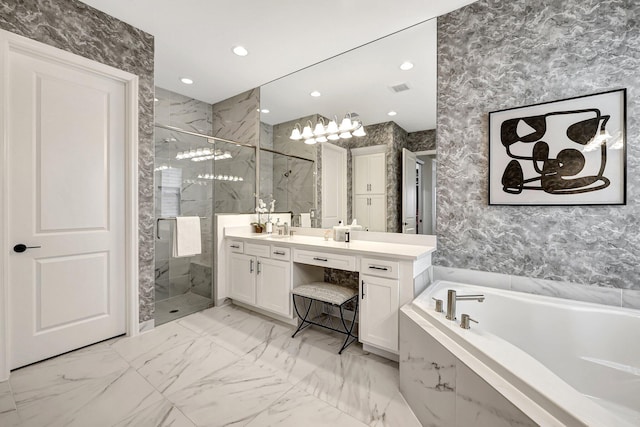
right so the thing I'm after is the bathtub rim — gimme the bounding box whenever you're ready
[403,280,637,427]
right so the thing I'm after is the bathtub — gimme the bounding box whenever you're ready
[402,280,640,426]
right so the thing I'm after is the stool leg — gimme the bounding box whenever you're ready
[338,297,359,354]
[292,295,313,338]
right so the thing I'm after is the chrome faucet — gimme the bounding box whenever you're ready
[446,289,484,321]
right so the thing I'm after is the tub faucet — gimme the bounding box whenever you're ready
[446,289,485,321]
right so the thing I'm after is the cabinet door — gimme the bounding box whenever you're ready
[353,155,370,194]
[368,152,386,194]
[353,195,370,230]
[368,194,387,232]
[256,257,292,317]
[360,275,399,352]
[229,253,256,305]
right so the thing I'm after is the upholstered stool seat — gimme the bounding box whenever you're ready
[291,282,359,354]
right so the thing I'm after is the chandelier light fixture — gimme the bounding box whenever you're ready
[290,113,366,145]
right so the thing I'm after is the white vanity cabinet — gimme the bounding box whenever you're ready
[256,257,292,317]
[352,146,386,232]
[359,256,401,352]
[228,242,293,318]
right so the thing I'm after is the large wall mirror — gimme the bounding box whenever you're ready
[259,18,437,234]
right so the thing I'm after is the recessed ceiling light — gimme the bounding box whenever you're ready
[388,111,397,116]
[400,61,414,71]
[154,98,159,102]
[310,91,321,97]
[180,77,194,85]
[261,109,270,113]
[232,46,249,56]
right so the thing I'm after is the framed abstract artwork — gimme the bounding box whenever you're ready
[488,89,626,205]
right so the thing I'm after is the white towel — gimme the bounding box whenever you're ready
[172,216,202,258]
[300,213,311,227]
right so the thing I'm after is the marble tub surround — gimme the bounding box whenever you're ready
[434,266,635,309]
[436,0,640,293]
[0,304,418,427]
[403,282,640,426]
[0,0,155,324]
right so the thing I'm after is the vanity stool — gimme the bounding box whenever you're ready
[291,282,358,354]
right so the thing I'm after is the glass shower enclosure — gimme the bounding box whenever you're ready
[154,124,256,325]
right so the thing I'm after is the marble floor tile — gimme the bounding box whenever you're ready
[0,409,22,427]
[10,343,129,405]
[246,387,368,427]
[242,327,344,386]
[136,334,240,395]
[178,304,291,355]
[371,391,422,427]
[296,352,400,425]
[112,321,201,365]
[0,380,16,414]
[14,366,163,427]
[167,357,294,427]
[113,398,196,427]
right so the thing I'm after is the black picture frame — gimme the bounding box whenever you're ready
[488,89,627,206]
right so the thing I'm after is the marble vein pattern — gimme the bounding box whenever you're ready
[212,88,260,145]
[0,381,15,414]
[0,0,156,322]
[436,0,640,292]
[3,303,417,426]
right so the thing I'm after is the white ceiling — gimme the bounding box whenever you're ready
[80,0,477,130]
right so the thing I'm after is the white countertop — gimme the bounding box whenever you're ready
[225,228,435,260]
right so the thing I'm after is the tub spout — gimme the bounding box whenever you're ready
[446,290,485,321]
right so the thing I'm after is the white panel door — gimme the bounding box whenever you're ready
[321,143,347,227]
[256,258,292,317]
[360,275,399,352]
[229,253,256,305]
[8,46,127,368]
[353,155,369,194]
[368,194,387,232]
[402,149,417,234]
[368,153,386,194]
[353,195,370,230]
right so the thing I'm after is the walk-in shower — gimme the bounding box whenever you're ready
[154,123,256,325]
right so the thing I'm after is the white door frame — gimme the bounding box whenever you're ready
[0,29,140,380]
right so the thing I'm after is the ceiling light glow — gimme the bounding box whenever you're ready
[388,111,397,116]
[180,77,194,85]
[400,61,414,71]
[233,46,249,56]
[310,91,321,97]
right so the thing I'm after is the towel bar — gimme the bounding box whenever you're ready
[156,216,206,239]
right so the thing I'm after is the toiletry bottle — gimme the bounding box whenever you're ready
[266,218,273,234]
[345,231,350,242]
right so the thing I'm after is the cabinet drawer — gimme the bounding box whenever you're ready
[227,240,244,253]
[293,249,356,271]
[270,246,291,260]
[360,257,399,279]
[245,243,270,258]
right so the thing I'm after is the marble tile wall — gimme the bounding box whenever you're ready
[212,88,260,146]
[259,122,274,200]
[400,308,537,426]
[436,0,640,292]
[0,0,155,323]
[405,129,436,152]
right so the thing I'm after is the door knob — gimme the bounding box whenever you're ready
[13,244,41,253]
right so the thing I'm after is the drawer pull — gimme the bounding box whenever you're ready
[361,280,366,299]
[313,257,328,262]
[369,265,389,271]
[230,244,240,249]
[274,251,286,255]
